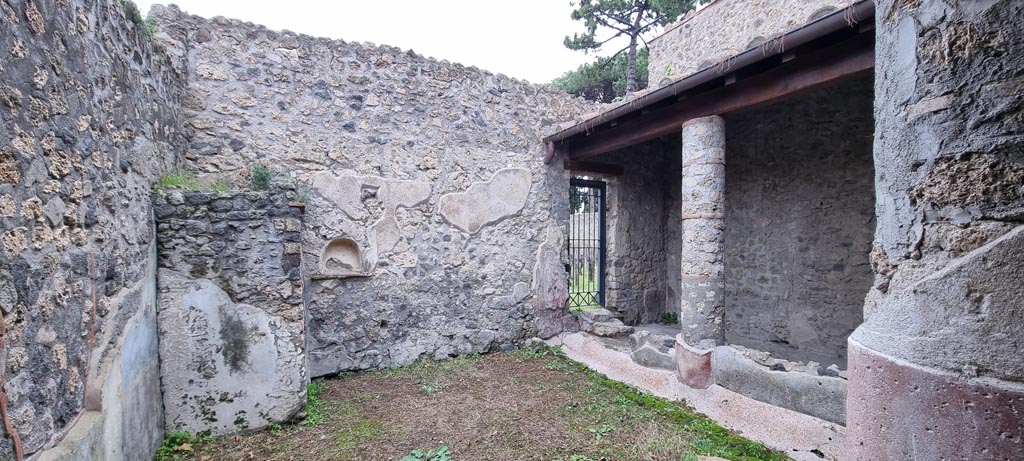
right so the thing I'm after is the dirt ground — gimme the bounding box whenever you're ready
[167,348,785,461]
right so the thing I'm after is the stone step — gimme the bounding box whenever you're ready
[578,309,634,337]
[628,329,677,370]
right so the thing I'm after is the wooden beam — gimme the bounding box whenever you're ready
[563,32,874,160]
[563,159,624,177]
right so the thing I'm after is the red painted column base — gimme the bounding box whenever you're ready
[675,335,714,389]
[845,339,1024,460]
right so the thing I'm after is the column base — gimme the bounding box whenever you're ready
[675,334,714,389]
[846,338,1024,460]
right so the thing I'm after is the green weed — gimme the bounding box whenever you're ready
[153,431,194,461]
[154,172,199,190]
[401,444,452,461]
[302,380,327,426]
[250,162,272,190]
[588,423,615,440]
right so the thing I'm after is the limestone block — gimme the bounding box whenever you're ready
[157,270,305,436]
[713,345,846,425]
[630,344,677,370]
[438,168,531,234]
[579,309,634,337]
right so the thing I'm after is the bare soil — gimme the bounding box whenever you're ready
[172,349,785,461]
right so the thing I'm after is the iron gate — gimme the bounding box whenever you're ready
[567,178,606,308]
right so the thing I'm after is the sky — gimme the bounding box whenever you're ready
[136,0,640,84]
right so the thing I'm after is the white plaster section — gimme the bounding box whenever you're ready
[438,168,532,234]
[157,270,305,436]
[308,170,430,272]
[554,331,844,461]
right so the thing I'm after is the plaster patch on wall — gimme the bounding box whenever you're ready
[157,271,304,436]
[308,170,430,272]
[438,168,532,234]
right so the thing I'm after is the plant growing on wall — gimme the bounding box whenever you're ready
[250,162,272,190]
[563,0,701,94]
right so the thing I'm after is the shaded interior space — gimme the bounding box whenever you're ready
[571,73,874,370]
[588,136,682,327]
[722,73,875,368]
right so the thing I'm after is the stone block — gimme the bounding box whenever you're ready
[712,345,846,424]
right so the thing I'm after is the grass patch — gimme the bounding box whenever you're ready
[178,349,786,461]
[302,380,327,427]
[155,172,199,190]
[154,172,232,192]
[333,418,384,450]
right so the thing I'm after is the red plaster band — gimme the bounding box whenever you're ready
[681,159,725,168]
[680,214,724,220]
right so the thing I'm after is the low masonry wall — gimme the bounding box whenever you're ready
[154,187,306,436]
[150,4,595,377]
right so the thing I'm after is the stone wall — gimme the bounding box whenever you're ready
[601,138,681,325]
[0,0,186,459]
[723,75,874,368]
[150,6,594,377]
[847,0,1024,458]
[648,0,857,85]
[154,187,306,436]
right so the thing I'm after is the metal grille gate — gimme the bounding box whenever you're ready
[567,178,606,308]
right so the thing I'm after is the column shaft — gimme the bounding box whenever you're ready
[679,115,726,347]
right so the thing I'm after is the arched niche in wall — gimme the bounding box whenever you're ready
[318,237,370,278]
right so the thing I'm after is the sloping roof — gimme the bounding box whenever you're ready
[544,0,874,150]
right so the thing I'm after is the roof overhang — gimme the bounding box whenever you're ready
[546,0,876,163]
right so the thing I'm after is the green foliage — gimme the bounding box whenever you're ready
[250,162,272,190]
[154,172,230,192]
[153,431,194,461]
[553,47,649,102]
[419,383,440,394]
[302,381,327,426]
[145,12,159,37]
[401,444,452,461]
[588,423,615,440]
[660,311,679,325]
[155,172,199,190]
[563,0,699,93]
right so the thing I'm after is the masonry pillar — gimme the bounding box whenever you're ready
[674,115,725,389]
[846,0,1024,459]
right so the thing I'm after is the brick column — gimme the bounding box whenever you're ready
[675,115,725,389]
